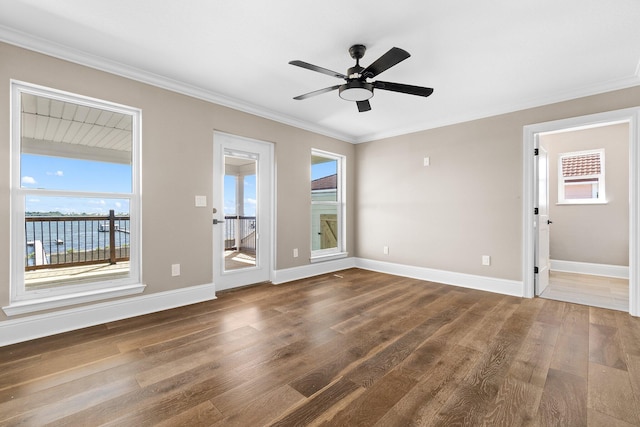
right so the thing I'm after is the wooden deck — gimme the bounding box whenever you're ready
[24,261,130,291]
[2,268,640,425]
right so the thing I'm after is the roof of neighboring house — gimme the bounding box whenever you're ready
[562,152,601,177]
[312,174,337,191]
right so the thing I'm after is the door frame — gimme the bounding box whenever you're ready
[523,107,640,316]
[212,131,275,291]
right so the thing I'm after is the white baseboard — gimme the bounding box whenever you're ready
[2,258,526,346]
[550,259,629,279]
[354,258,524,297]
[0,283,216,347]
[272,257,357,284]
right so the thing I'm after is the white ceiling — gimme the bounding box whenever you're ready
[1,0,639,143]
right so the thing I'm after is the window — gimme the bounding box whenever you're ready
[5,81,143,316]
[311,149,346,261]
[558,149,606,204]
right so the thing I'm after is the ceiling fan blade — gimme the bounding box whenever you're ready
[361,47,410,78]
[289,60,347,79]
[293,85,341,100]
[356,100,371,112]
[373,81,434,97]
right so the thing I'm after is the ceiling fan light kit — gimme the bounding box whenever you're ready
[339,81,373,101]
[289,44,433,112]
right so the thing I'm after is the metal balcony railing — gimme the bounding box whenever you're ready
[25,210,130,271]
[224,215,256,252]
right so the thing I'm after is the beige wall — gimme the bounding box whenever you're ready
[355,87,640,281]
[0,42,355,322]
[540,124,629,266]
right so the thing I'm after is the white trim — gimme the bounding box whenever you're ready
[3,283,146,316]
[355,258,523,297]
[3,26,639,146]
[550,260,629,279]
[0,283,216,347]
[0,26,353,144]
[523,107,640,317]
[310,251,348,264]
[272,257,356,285]
[10,81,143,304]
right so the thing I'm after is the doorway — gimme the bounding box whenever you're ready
[213,132,273,291]
[537,124,629,311]
[523,107,640,316]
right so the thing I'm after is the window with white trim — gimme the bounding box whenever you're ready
[311,149,346,261]
[5,81,143,316]
[558,149,606,204]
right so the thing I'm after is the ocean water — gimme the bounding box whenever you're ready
[25,218,130,266]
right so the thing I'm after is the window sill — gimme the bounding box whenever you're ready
[310,251,348,264]
[2,283,146,317]
[556,200,608,205]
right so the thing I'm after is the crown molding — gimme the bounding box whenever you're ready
[0,25,356,144]
[354,73,640,143]
[2,25,639,146]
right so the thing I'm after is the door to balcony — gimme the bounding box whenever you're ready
[213,132,273,291]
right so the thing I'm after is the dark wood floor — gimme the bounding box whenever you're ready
[2,268,640,426]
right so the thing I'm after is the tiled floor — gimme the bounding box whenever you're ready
[539,270,629,312]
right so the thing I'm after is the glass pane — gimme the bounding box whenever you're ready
[24,196,130,291]
[311,205,338,251]
[20,93,132,192]
[224,155,257,271]
[311,155,337,202]
[565,182,599,199]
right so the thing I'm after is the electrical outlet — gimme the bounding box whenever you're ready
[293,248,299,258]
[383,246,389,255]
[171,263,181,276]
[482,255,491,266]
[423,156,430,166]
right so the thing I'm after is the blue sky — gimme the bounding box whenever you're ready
[21,154,131,214]
[224,174,256,216]
[312,159,337,180]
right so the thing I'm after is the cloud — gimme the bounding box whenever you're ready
[246,198,257,205]
[47,170,64,176]
[89,200,107,206]
[27,198,40,203]
[115,202,122,208]
[21,176,37,185]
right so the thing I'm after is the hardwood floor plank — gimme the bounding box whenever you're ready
[535,368,587,426]
[155,401,224,427]
[375,344,482,426]
[588,362,640,425]
[549,303,590,378]
[1,268,638,426]
[589,323,627,370]
[270,377,362,427]
[211,384,305,427]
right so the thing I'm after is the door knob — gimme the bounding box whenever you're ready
[213,218,225,225]
[547,220,553,225]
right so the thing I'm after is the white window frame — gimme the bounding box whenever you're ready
[4,81,144,316]
[310,149,347,262]
[558,149,606,205]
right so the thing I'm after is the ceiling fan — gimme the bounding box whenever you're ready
[289,44,434,112]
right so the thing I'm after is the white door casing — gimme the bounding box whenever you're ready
[213,132,273,291]
[523,107,640,316]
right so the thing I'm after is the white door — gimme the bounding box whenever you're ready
[213,132,273,291]
[536,145,550,295]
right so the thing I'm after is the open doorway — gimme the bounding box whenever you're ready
[523,107,640,317]
[537,123,629,311]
